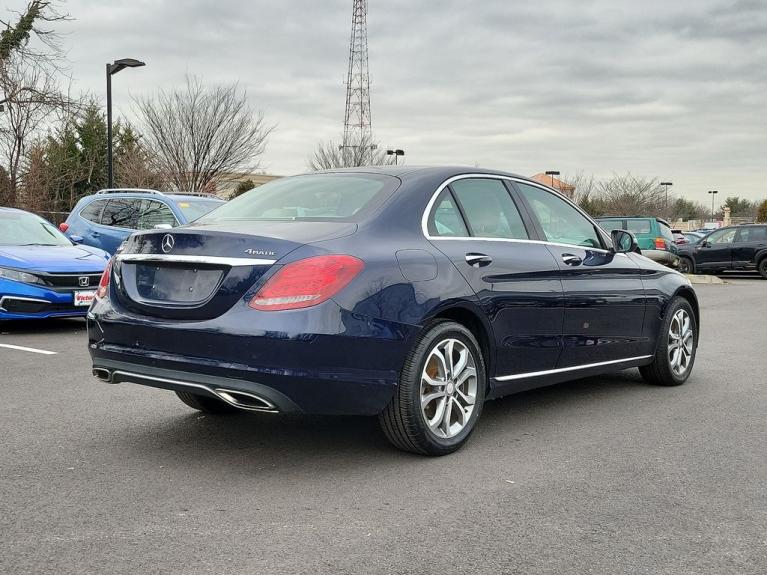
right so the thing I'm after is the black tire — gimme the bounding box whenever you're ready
[175,390,240,414]
[639,297,697,386]
[758,258,767,279]
[678,256,695,275]
[379,320,486,456]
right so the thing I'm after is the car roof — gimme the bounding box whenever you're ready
[308,165,544,185]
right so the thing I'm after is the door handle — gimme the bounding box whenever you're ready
[91,231,100,237]
[465,253,493,268]
[561,253,582,266]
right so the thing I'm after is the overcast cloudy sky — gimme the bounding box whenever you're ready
[43,0,767,201]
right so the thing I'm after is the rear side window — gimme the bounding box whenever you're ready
[137,200,177,230]
[737,226,767,242]
[101,199,141,229]
[626,219,652,235]
[79,200,107,223]
[515,182,602,249]
[707,228,737,244]
[428,189,469,237]
[450,179,528,239]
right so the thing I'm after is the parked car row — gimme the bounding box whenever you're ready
[595,216,680,267]
[677,224,767,278]
[1,188,224,320]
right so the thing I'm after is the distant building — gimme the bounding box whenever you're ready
[530,173,575,198]
[207,172,282,199]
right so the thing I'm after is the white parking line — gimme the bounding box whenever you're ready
[0,343,58,355]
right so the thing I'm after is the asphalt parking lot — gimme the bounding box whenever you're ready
[1,277,765,575]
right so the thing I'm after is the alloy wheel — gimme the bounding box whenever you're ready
[668,309,694,376]
[420,338,478,439]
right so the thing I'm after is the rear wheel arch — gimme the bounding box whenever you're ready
[429,304,495,385]
[673,286,700,339]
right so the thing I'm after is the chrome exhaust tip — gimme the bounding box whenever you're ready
[213,388,278,413]
[92,368,112,382]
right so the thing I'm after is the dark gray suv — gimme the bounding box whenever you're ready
[677,224,767,278]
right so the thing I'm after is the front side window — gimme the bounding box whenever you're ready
[427,189,469,237]
[137,200,177,230]
[707,228,736,244]
[101,199,141,229]
[597,219,625,232]
[515,182,602,249]
[450,179,528,239]
[200,174,398,222]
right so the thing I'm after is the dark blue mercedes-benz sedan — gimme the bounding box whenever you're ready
[88,167,699,455]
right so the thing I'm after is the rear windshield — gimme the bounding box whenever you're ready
[658,221,674,242]
[199,173,399,222]
[174,199,224,221]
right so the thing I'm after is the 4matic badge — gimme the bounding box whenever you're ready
[244,248,276,256]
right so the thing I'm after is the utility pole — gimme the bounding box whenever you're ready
[708,190,719,222]
[660,181,673,216]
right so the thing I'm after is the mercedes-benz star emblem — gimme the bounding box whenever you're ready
[161,234,175,253]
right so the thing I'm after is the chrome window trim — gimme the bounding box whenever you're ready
[421,173,615,253]
[116,254,276,267]
[494,355,653,382]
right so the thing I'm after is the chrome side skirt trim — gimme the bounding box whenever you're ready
[116,254,276,267]
[493,355,653,382]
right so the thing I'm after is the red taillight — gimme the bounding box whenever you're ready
[59,222,69,233]
[655,237,666,249]
[249,255,364,311]
[95,259,113,300]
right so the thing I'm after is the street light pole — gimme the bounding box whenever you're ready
[106,58,145,188]
[545,170,560,189]
[386,149,405,165]
[708,190,719,222]
[660,181,673,215]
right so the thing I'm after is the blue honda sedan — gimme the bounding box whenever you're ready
[0,208,109,320]
[88,167,699,455]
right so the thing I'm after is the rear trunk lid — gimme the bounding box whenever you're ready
[112,221,356,320]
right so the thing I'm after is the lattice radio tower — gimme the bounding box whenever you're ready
[341,0,373,164]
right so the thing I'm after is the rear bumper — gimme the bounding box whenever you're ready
[642,249,679,267]
[87,299,419,415]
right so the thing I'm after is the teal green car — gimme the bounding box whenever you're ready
[596,217,679,267]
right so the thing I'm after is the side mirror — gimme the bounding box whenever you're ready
[70,235,84,244]
[701,241,711,248]
[153,223,173,230]
[611,229,639,253]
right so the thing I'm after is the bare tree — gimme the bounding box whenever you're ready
[597,173,668,217]
[0,1,71,207]
[308,132,392,170]
[134,75,274,194]
[0,53,67,205]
